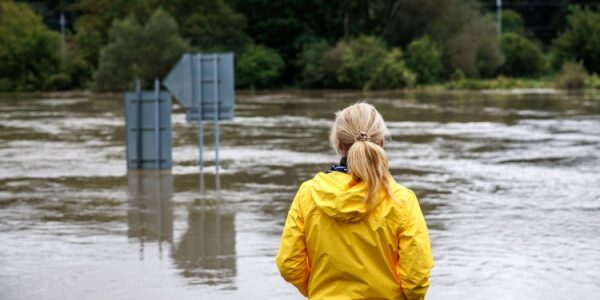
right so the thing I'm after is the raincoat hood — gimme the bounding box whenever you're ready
[310,172,369,222]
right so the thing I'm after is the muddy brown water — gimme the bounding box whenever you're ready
[1,90,599,300]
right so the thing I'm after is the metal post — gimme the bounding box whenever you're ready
[60,13,66,58]
[135,80,142,169]
[496,0,502,34]
[195,54,205,194]
[156,171,162,258]
[213,54,221,200]
[154,79,161,169]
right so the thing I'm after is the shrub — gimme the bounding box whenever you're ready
[585,74,600,89]
[405,35,442,84]
[300,36,389,89]
[555,61,588,89]
[47,73,71,91]
[64,49,93,90]
[445,76,552,90]
[94,8,189,91]
[552,7,600,73]
[502,10,525,35]
[297,40,331,87]
[0,2,61,91]
[499,33,546,77]
[236,44,284,89]
[367,49,416,89]
[0,78,11,92]
[299,36,418,89]
[327,36,389,89]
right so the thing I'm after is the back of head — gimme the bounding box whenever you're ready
[329,102,393,211]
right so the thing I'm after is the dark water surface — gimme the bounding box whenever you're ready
[1,90,599,300]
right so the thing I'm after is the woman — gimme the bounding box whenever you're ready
[275,102,433,299]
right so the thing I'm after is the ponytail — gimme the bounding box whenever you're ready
[330,102,394,212]
[347,140,393,211]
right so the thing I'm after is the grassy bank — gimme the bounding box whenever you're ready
[439,74,600,91]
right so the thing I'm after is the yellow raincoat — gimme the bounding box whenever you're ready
[276,171,433,300]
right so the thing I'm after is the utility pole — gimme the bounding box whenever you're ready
[60,13,66,57]
[496,0,502,34]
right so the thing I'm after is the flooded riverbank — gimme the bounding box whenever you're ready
[1,90,599,299]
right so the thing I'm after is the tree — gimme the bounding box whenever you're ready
[383,0,503,77]
[162,0,250,52]
[405,35,443,84]
[323,36,389,89]
[236,44,284,89]
[94,8,189,91]
[228,0,395,84]
[502,9,525,35]
[74,0,155,68]
[555,61,588,89]
[0,1,61,91]
[228,0,340,84]
[367,48,416,89]
[552,7,600,73]
[297,40,332,87]
[299,36,414,89]
[499,33,546,77]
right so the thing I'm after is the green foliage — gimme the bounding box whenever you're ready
[499,33,546,77]
[367,49,416,89]
[4,0,596,91]
[445,76,552,90]
[74,0,249,86]
[383,0,442,46]
[297,40,331,87]
[328,36,389,88]
[299,36,415,89]
[63,46,94,89]
[47,73,72,91]
[502,10,525,35]
[450,69,465,82]
[229,0,358,83]
[0,1,61,91]
[552,7,600,73]
[74,0,155,68]
[405,35,442,84]
[163,0,250,53]
[94,8,189,91]
[555,61,588,89]
[384,0,503,78]
[585,74,600,89]
[439,10,503,78]
[236,44,284,89]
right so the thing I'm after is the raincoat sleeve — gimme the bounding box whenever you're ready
[275,183,310,297]
[397,191,434,300]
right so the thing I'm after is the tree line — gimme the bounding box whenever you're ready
[1,0,599,92]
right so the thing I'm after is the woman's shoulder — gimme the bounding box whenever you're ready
[389,179,418,206]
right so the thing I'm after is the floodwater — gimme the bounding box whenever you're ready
[0,90,599,300]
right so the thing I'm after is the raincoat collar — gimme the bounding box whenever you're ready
[328,157,348,173]
[310,170,369,222]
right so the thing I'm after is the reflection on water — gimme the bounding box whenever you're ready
[0,90,599,299]
[172,199,236,286]
[127,169,237,287]
[127,171,174,255]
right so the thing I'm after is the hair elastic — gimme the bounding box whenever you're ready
[355,132,369,141]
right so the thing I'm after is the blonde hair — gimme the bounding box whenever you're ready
[329,102,393,211]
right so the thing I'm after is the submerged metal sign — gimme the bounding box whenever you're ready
[124,80,172,170]
[163,53,235,121]
[162,52,236,196]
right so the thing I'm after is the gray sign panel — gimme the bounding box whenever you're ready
[124,90,172,169]
[163,53,235,121]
